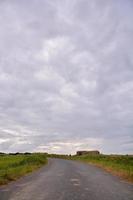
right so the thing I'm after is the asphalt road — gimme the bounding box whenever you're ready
[0,158,132,200]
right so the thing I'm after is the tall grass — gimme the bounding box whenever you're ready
[0,153,47,185]
[72,154,133,182]
[48,154,71,159]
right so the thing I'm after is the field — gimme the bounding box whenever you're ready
[0,153,133,185]
[0,153,47,185]
[72,154,133,183]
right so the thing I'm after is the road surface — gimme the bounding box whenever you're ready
[0,159,132,200]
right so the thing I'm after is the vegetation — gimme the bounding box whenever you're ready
[0,153,47,185]
[0,152,133,185]
[72,154,133,182]
[48,153,71,159]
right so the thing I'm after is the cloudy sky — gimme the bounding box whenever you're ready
[0,0,133,154]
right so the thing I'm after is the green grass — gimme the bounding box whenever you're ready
[0,153,47,185]
[1,153,132,185]
[72,154,133,182]
[48,154,71,159]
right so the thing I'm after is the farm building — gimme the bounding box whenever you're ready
[76,150,100,156]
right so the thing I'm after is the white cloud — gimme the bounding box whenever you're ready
[37,37,74,62]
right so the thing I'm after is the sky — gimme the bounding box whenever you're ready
[0,0,133,154]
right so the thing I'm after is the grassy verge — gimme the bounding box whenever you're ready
[72,154,133,183]
[48,154,71,159]
[0,153,47,185]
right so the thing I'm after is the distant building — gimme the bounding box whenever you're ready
[76,150,100,156]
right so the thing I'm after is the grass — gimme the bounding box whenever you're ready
[0,153,47,185]
[48,154,71,159]
[1,153,132,185]
[72,154,133,183]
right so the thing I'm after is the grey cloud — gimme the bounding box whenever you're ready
[0,0,133,154]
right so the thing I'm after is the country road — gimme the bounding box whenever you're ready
[0,159,132,200]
